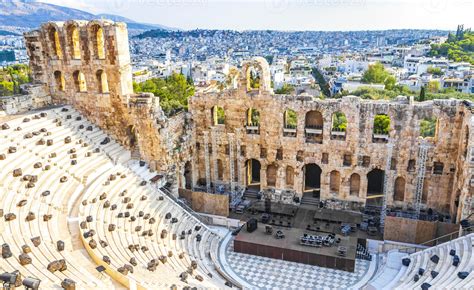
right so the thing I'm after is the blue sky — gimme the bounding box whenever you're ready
[40,0,474,31]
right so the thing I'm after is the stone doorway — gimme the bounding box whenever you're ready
[366,168,384,207]
[246,159,261,191]
[303,163,321,198]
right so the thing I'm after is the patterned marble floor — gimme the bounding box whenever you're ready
[225,239,373,289]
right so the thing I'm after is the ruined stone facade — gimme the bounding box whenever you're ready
[24,22,473,223]
[189,57,474,222]
[24,20,186,174]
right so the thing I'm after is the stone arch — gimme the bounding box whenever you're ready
[367,168,385,206]
[211,106,225,125]
[283,109,297,129]
[394,176,405,201]
[303,163,321,196]
[331,111,347,132]
[46,25,62,58]
[89,23,105,59]
[217,159,224,180]
[246,159,261,191]
[305,110,324,129]
[329,170,341,193]
[349,173,360,196]
[266,164,278,187]
[53,71,65,92]
[247,108,260,126]
[73,70,87,92]
[285,165,294,186]
[305,110,324,143]
[373,114,390,135]
[66,22,81,59]
[240,57,271,92]
[96,69,109,93]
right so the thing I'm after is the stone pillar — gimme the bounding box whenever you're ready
[235,128,243,189]
[203,131,211,193]
[228,133,235,192]
[210,127,218,186]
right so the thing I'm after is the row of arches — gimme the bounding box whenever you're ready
[53,70,109,94]
[47,23,106,61]
[209,105,438,140]
[204,158,427,203]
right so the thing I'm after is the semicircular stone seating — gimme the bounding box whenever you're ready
[0,106,231,289]
[367,233,474,290]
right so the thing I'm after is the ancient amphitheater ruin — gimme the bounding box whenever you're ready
[0,20,472,289]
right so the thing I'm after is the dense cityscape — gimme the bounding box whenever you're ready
[0,1,473,289]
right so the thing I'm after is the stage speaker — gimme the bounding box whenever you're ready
[421,283,431,290]
[247,218,258,233]
[265,198,271,213]
[449,249,456,256]
[402,258,411,267]
[458,271,469,279]
[430,254,439,264]
[431,271,438,278]
[453,255,460,267]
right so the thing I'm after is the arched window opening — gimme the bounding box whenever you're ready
[96,70,109,93]
[266,164,277,187]
[305,110,323,144]
[48,27,62,58]
[285,166,294,186]
[283,109,297,137]
[246,108,260,134]
[246,66,261,90]
[331,112,347,140]
[329,170,341,194]
[420,117,437,139]
[53,71,65,92]
[350,173,360,197]
[73,71,87,92]
[394,177,405,202]
[217,159,224,180]
[67,24,81,59]
[373,114,390,142]
[303,163,321,199]
[211,106,225,125]
[91,24,105,59]
[367,168,385,206]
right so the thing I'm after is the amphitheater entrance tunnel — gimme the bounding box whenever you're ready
[303,163,321,199]
[184,161,192,190]
[366,168,385,206]
[246,159,261,191]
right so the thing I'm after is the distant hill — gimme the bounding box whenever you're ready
[0,30,20,36]
[0,0,171,31]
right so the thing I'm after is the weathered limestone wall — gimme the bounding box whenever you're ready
[179,189,229,216]
[189,58,474,221]
[384,216,459,244]
[24,20,191,174]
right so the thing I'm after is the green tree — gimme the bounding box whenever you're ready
[311,67,331,97]
[427,67,443,76]
[419,86,426,102]
[284,109,297,128]
[275,83,295,94]
[373,115,390,135]
[427,81,440,93]
[362,62,395,87]
[420,118,437,138]
[134,73,195,116]
[332,112,347,131]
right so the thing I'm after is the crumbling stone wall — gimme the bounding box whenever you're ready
[189,58,474,222]
[24,20,191,175]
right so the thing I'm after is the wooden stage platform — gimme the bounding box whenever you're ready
[234,226,357,272]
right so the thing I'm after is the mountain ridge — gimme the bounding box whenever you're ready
[0,0,172,31]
